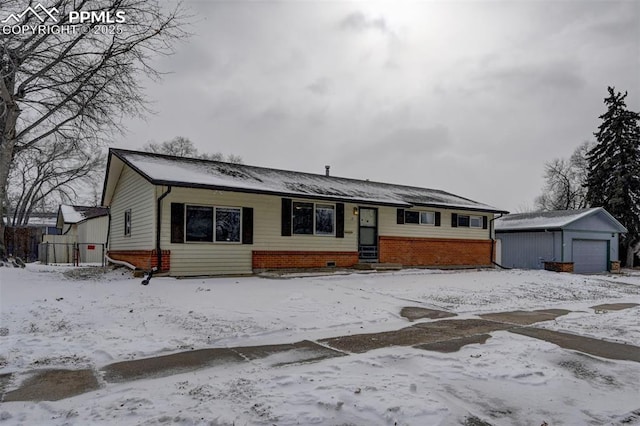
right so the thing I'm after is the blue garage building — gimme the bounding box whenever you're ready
[495,208,627,273]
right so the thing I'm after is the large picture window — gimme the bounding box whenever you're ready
[292,201,335,235]
[186,206,214,242]
[215,207,241,242]
[185,205,242,243]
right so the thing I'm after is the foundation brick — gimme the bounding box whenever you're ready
[107,250,170,272]
[378,236,493,267]
[252,251,359,269]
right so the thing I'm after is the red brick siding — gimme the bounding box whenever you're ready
[379,236,493,267]
[107,250,170,272]
[253,251,359,269]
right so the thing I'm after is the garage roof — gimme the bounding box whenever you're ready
[495,207,627,232]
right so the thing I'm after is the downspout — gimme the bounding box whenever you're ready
[490,213,511,269]
[105,209,111,262]
[156,186,172,271]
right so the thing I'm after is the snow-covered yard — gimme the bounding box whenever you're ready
[1,265,640,425]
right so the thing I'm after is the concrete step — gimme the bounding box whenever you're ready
[354,263,402,271]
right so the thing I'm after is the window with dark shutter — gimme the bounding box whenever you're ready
[170,203,184,243]
[397,209,405,224]
[242,207,253,244]
[435,211,441,227]
[281,198,292,236]
[336,203,344,238]
[451,213,458,228]
[483,216,488,229]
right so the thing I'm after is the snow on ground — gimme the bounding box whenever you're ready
[1,265,640,425]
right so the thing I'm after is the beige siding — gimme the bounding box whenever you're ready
[77,216,108,263]
[378,207,494,240]
[159,188,359,276]
[109,166,156,250]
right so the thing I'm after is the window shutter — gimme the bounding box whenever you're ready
[170,203,184,243]
[483,215,488,230]
[451,213,458,228]
[397,208,405,224]
[435,211,441,227]
[242,207,254,244]
[281,198,292,236]
[336,203,344,238]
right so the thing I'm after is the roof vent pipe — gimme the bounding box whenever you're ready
[325,165,330,176]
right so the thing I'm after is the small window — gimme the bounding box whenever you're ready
[420,211,435,225]
[215,207,241,242]
[405,210,435,225]
[457,215,470,227]
[315,204,335,235]
[186,206,214,242]
[124,209,131,236]
[470,215,483,228]
[404,211,420,224]
[293,202,314,235]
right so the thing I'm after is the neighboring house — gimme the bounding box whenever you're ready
[101,148,508,276]
[495,208,626,273]
[3,213,59,261]
[41,205,109,264]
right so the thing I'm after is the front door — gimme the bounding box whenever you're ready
[358,207,378,262]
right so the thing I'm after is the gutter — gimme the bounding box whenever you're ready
[156,186,172,271]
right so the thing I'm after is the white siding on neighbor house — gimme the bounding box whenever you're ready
[159,188,359,276]
[77,216,108,263]
[109,166,156,251]
[378,207,494,240]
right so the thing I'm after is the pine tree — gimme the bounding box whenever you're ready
[585,87,640,267]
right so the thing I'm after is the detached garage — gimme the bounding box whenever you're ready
[495,208,626,273]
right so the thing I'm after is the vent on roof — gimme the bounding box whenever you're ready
[325,165,330,176]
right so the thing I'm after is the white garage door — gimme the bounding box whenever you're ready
[573,240,608,273]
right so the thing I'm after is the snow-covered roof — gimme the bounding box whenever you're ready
[3,213,57,228]
[59,205,109,224]
[495,207,626,232]
[106,149,507,213]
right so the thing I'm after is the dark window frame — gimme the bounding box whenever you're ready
[455,214,483,228]
[292,201,336,236]
[184,204,243,244]
[404,210,436,226]
[124,209,132,236]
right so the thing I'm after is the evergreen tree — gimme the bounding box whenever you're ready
[585,87,640,267]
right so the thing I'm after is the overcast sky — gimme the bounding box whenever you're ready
[119,0,640,212]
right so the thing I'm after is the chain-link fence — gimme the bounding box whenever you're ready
[39,242,105,266]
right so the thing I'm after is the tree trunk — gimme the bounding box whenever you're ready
[627,241,636,269]
[0,105,20,259]
[0,140,15,259]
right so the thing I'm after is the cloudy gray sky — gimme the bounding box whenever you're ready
[119,0,640,212]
